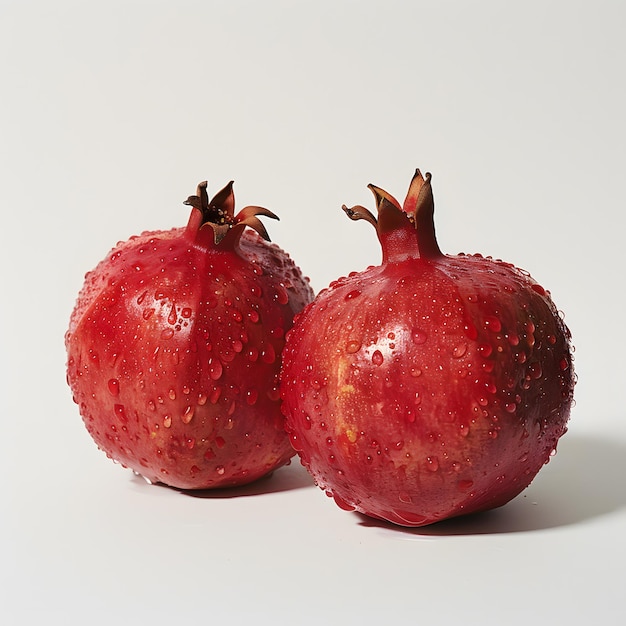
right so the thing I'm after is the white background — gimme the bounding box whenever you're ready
[2,0,625,623]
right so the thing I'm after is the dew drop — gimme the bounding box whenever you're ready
[261,343,276,364]
[248,309,260,323]
[452,343,467,358]
[346,340,361,354]
[163,415,172,428]
[181,405,194,424]
[426,456,439,472]
[412,329,427,344]
[477,343,493,358]
[215,436,226,449]
[484,315,502,332]
[143,308,155,320]
[458,479,474,491]
[531,283,546,296]
[246,389,259,405]
[161,328,174,340]
[345,290,361,300]
[168,388,176,400]
[208,357,223,380]
[371,350,384,366]
[168,306,178,325]
[216,465,225,475]
[181,307,192,318]
[107,378,120,396]
[232,339,244,353]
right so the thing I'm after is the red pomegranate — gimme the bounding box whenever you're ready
[66,180,314,489]
[280,170,575,526]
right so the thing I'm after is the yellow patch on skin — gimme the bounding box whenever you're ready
[345,429,358,443]
[341,384,355,394]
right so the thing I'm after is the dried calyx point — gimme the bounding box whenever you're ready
[342,169,442,261]
[184,180,279,245]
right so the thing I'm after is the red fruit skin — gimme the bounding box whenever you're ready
[280,172,575,527]
[66,191,313,490]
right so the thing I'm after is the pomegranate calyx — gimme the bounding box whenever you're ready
[184,180,278,245]
[343,169,443,263]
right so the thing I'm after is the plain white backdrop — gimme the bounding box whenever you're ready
[2,1,625,624]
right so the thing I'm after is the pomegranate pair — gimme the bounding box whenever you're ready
[66,171,574,526]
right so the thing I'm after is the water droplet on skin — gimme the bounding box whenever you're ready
[484,316,502,332]
[161,328,174,340]
[168,306,178,325]
[181,405,194,423]
[426,456,439,472]
[346,340,361,354]
[232,339,244,353]
[197,393,208,406]
[246,389,259,405]
[477,343,493,358]
[372,350,384,366]
[273,284,289,305]
[559,357,569,371]
[169,388,176,400]
[250,285,262,297]
[345,290,361,300]
[528,362,543,380]
[507,333,520,346]
[531,284,546,296]
[505,403,517,413]
[143,308,155,320]
[261,344,276,364]
[208,357,223,380]
[136,291,148,305]
[332,493,356,511]
[216,465,225,475]
[458,479,474,491]
[215,436,226,448]
[114,404,128,422]
[248,309,260,323]
[108,379,120,396]
[163,415,172,428]
[181,307,192,318]
[399,492,412,504]
[463,322,478,340]
[412,329,427,344]
[452,343,467,358]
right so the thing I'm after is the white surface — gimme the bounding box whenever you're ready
[2,1,625,624]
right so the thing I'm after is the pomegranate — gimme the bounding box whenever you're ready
[66,180,314,489]
[280,170,575,527]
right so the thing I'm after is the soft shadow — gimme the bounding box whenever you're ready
[131,460,315,499]
[356,431,626,536]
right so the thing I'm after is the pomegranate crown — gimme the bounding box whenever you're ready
[184,180,278,245]
[342,169,443,263]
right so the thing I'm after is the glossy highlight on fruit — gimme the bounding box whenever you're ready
[280,170,575,527]
[66,180,314,489]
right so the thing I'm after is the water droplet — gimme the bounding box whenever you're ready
[477,343,493,358]
[181,307,192,318]
[114,404,127,422]
[163,415,172,428]
[181,405,194,423]
[346,340,361,354]
[345,290,361,300]
[168,388,176,400]
[412,329,427,344]
[426,456,439,472]
[507,332,520,346]
[458,479,474,491]
[559,357,569,371]
[452,343,467,358]
[161,328,174,340]
[136,291,148,305]
[505,402,517,413]
[399,492,412,504]
[232,339,244,353]
[168,306,178,325]
[531,283,546,296]
[246,347,259,362]
[107,378,120,396]
[246,389,259,405]
[528,362,543,379]
[463,322,478,340]
[273,284,289,305]
[371,350,384,366]
[215,436,226,448]
[332,493,356,511]
[484,315,502,332]
[261,343,276,364]
[247,309,260,323]
[143,308,155,320]
[250,284,262,297]
[216,465,225,475]
[208,357,223,380]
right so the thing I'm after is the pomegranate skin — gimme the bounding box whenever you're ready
[66,182,314,489]
[280,171,575,527]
